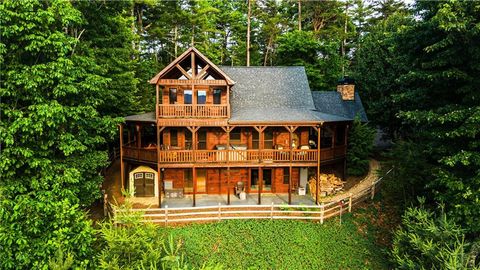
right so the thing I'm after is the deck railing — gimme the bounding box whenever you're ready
[158,104,228,118]
[123,147,346,164]
[112,168,394,225]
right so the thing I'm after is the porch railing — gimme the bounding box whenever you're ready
[112,168,394,225]
[158,104,228,118]
[122,147,346,164]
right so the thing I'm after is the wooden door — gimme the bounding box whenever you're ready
[197,169,207,193]
[133,172,155,197]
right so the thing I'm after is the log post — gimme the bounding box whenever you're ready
[315,125,322,205]
[348,193,352,212]
[226,126,231,205]
[193,166,197,207]
[119,124,124,191]
[218,202,221,221]
[320,202,324,224]
[165,205,169,227]
[157,124,161,207]
[258,167,263,205]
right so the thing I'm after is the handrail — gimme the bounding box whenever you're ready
[158,104,228,118]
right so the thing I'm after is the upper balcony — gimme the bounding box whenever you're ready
[158,104,228,118]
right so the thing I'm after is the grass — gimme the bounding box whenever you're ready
[167,211,391,270]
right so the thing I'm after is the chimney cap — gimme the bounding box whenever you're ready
[338,76,355,85]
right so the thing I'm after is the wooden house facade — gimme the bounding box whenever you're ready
[117,47,367,207]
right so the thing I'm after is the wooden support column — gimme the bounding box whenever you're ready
[226,85,231,118]
[186,126,200,207]
[193,166,197,207]
[155,84,159,120]
[286,126,298,205]
[221,126,232,205]
[136,124,142,148]
[258,167,263,205]
[119,124,124,191]
[253,126,266,205]
[157,126,165,207]
[343,124,349,181]
[314,124,323,205]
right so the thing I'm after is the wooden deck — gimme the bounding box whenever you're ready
[122,146,346,166]
[158,104,228,118]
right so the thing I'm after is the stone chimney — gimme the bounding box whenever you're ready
[337,76,355,101]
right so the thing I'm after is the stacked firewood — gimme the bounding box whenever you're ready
[308,174,345,197]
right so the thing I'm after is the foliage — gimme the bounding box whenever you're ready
[380,140,432,206]
[0,0,118,268]
[96,197,222,270]
[358,0,480,234]
[276,31,344,90]
[347,117,376,176]
[168,217,389,270]
[391,203,479,270]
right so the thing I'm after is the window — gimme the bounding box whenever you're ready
[169,88,177,104]
[184,169,193,193]
[321,127,333,148]
[197,90,206,104]
[198,130,207,150]
[283,168,290,184]
[252,131,259,149]
[134,173,143,179]
[170,129,178,147]
[230,129,241,144]
[335,125,345,146]
[185,130,192,150]
[264,130,273,149]
[213,89,222,104]
[145,173,154,179]
[184,90,192,104]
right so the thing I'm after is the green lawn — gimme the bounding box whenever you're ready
[167,213,390,270]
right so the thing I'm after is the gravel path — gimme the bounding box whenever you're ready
[318,159,380,203]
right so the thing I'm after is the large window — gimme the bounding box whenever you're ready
[283,168,290,184]
[198,130,207,150]
[321,127,333,148]
[213,89,222,104]
[184,90,192,104]
[252,131,259,149]
[184,169,193,193]
[197,90,206,104]
[169,88,177,104]
[264,130,273,149]
[335,125,345,146]
[170,129,178,147]
[230,129,241,144]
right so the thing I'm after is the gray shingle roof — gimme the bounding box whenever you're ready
[124,67,367,124]
[311,91,368,122]
[125,112,156,122]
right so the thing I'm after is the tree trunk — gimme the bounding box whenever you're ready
[342,1,349,76]
[298,0,302,31]
[247,0,252,66]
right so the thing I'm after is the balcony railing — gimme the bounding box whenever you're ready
[123,146,346,164]
[158,104,228,118]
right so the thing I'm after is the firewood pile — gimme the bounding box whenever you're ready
[308,174,345,197]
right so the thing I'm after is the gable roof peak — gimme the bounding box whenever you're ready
[149,47,234,85]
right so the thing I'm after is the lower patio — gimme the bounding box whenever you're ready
[161,193,316,208]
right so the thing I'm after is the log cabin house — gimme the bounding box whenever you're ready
[117,47,367,207]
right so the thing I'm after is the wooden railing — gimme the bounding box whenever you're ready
[122,147,346,164]
[112,168,394,225]
[158,104,228,118]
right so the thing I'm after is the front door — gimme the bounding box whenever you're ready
[250,169,272,192]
